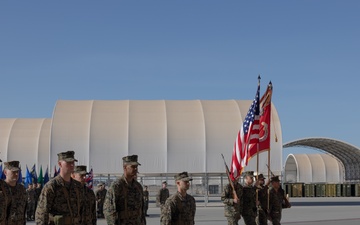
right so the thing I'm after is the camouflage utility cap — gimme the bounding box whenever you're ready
[257,173,265,180]
[270,176,280,182]
[4,160,21,171]
[58,150,78,162]
[74,165,88,175]
[175,171,193,181]
[122,155,141,165]
[243,171,254,178]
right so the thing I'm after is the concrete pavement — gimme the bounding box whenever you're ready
[28,197,360,225]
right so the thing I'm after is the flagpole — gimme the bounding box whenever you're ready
[266,81,273,211]
[256,75,261,205]
[267,141,271,211]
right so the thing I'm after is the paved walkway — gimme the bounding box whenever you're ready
[29,197,360,225]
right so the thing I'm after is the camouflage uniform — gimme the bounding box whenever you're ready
[95,183,107,218]
[156,183,169,212]
[221,182,243,225]
[242,172,257,225]
[268,176,290,225]
[0,179,11,225]
[161,192,196,225]
[103,175,146,225]
[7,183,27,225]
[35,184,43,217]
[84,185,97,225]
[256,185,269,225]
[2,161,27,225]
[72,165,97,225]
[160,172,196,225]
[269,176,292,225]
[143,188,149,216]
[35,175,88,225]
[268,187,285,225]
[27,185,37,220]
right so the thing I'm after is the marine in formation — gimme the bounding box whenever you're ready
[221,176,243,225]
[160,171,196,225]
[71,165,97,225]
[156,181,170,214]
[35,151,90,225]
[95,182,107,219]
[103,155,146,225]
[268,176,291,225]
[1,160,27,225]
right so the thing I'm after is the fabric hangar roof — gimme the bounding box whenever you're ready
[283,137,360,181]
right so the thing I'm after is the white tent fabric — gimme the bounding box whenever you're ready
[284,153,345,183]
[50,100,283,175]
[0,100,282,176]
[0,118,51,171]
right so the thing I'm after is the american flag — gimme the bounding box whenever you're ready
[247,81,272,158]
[230,81,260,180]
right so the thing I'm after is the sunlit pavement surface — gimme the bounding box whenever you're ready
[29,197,360,225]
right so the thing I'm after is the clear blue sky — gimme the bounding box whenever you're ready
[1,1,359,160]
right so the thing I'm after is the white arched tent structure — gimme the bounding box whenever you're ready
[50,100,282,174]
[284,153,345,183]
[0,99,283,178]
[284,138,360,182]
[49,99,282,176]
[0,118,51,170]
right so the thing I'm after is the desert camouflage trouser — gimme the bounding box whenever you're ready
[117,219,145,225]
[226,216,240,225]
[256,209,268,225]
[269,212,281,225]
[7,219,26,225]
[243,215,257,225]
[160,203,165,213]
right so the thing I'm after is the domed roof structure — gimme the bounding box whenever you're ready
[284,153,344,183]
[284,138,360,182]
[0,99,283,176]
